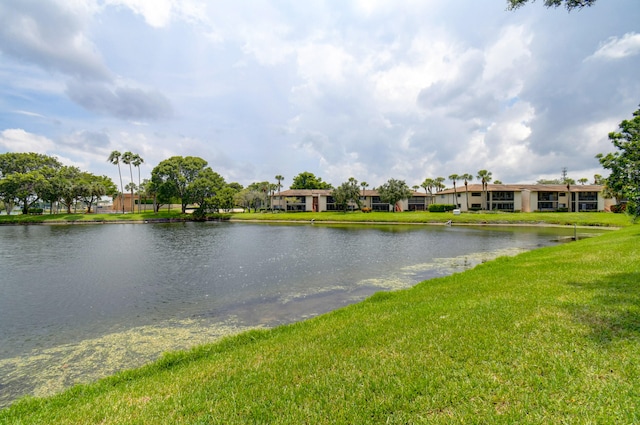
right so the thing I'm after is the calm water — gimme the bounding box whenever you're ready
[0,221,599,407]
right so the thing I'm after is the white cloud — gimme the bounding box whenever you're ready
[0,129,56,153]
[586,32,640,61]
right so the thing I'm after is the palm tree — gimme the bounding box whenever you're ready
[132,154,144,213]
[275,175,284,211]
[121,152,135,212]
[107,150,124,213]
[448,174,460,208]
[461,173,473,210]
[360,181,369,197]
[476,169,493,210]
[578,178,588,185]
[421,178,435,207]
[435,177,446,193]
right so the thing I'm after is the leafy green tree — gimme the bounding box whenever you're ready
[212,186,237,211]
[0,152,62,214]
[290,171,333,190]
[434,177,446,192]
[56,166,83,213]
[107,151,125,213]
[476,170,493,210]
[597,105,640,219]
[331,177,362,212]
[507,0,596,11]
[189,168,226,210]
[0,152,61,177]
[377,178,413,212]
[2,171,50,214]
[78,173,117,213]
[151,156,224,213]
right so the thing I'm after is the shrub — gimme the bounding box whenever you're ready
[611,203,626,214]
[28,208,44,215]
[361,207,372,213]
[428,204,456,213]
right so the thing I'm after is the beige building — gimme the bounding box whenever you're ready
[435,184,615,212]
[271,189,431,212]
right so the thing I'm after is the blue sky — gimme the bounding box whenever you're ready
[1,0,639,189]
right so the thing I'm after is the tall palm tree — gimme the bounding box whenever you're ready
[275,175,284,211]
[121,152,135,212]
[461,173,473,210]
[360,181,369,196]
[448,174,460,207]
[421,178,434,207]
[435,177,446,193]
[107,150,124,213]
[476,169,493,210]
[132,154,144,213]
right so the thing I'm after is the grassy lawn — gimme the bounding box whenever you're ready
[0,210,196,224]
[231,210,632,227]
[0,210,633,227]
[1,222,638,423]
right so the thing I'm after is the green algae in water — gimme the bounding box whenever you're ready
[0,318,258,408]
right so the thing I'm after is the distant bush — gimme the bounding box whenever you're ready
[28,208,43,215]
[428,204,456,212]
[361,207,372,213]
[611,204,626,214]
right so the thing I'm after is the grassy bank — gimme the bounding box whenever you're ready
[0,211,227,224]
[0,210,631,227]
[1,223,638,423]
[230,210,632,227]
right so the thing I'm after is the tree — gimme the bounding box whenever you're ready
[461,173,473,210]
[597,105,640,219]
[151,156,223,214]
[377,178,413,212]
[0,152,62,214]
[434,177,446,193]
[132,154,144,213]
[578,178,589,185]
[122,152,136,212]
[78,173,117,213]
[360,181,369,198]
[476,170,493,210]
[274,175,284,211]
[188,168,226,211]
[331,178,362,212]
[290,171,333,190]
[421,178,434,195]
[107,151,125,213]
[507,0,596,11]
[448,174,460,207]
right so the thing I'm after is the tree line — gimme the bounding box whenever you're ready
[0,152,117,214]
[1,102,636,217]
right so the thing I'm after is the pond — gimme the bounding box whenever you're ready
[0,221,603,407]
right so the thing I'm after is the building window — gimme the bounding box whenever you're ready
[471,192,481,197]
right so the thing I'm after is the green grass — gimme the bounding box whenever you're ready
[0,210,223,224]
[231,210,632,227]
[1,223,639,423]
[1,210,632,227]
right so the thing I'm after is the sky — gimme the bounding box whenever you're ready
[1,0,639,190]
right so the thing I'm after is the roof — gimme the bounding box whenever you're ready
[274,189,429,197]
[437,184,605,195]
